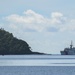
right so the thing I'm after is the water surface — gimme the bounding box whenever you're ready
[0,66,75,75]
[0,55,75,66]
[0,55,75,75]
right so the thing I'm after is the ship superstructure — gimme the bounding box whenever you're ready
[61,41,75,55]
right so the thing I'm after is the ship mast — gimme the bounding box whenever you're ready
[70,40,73,49]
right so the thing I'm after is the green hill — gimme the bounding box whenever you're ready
[0,28,35,55]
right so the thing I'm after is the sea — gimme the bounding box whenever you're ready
[0,55,75,75]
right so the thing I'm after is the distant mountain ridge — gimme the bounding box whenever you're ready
[0,28,44,55]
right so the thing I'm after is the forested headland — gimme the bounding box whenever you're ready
[0,28,44,55]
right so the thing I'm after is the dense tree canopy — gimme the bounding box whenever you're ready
[0,28,32,55]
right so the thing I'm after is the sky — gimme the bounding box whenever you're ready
[0,0,75,54]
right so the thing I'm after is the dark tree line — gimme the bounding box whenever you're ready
[0,28,32,55]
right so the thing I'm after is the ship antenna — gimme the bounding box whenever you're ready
[70,40,73,49]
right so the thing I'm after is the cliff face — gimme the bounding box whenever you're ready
[0,28,32,55]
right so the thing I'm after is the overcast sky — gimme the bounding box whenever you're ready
[0,0,75,54]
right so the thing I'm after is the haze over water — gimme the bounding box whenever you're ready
[0,55,75,66]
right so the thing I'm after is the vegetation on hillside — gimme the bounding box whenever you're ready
[0,28,32,55]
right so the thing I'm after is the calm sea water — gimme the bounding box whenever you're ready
[0,55,75,75]
[0,66,75,75]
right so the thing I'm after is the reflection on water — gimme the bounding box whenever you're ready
[0,55,75,66]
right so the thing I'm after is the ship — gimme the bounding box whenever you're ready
[60,41,75,55]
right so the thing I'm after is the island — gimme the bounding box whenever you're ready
[0,28,44,55]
